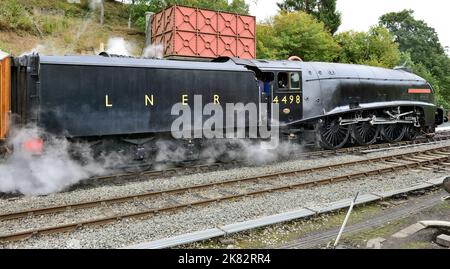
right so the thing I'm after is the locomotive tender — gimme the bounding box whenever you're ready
[0,53,446,161]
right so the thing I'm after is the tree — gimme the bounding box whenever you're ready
[335,26,400,68]
[379,9,450,107]
[128,0,135,29]
[256,11,340,61]
[277,0,341,34]
[277,0,317,13]
[380,10,444,65]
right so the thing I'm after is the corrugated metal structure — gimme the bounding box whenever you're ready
[151,5,256,59]
[0,55,11,140]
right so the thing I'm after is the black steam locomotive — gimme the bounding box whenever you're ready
[1,53,446,161]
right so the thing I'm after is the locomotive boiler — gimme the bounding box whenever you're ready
[0,52,446,162]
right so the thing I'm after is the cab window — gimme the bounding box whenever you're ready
[277,72,288,89]
[290,72,301,90]
[277,72,301,91]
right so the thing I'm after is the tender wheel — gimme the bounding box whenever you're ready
[381,124,407,143]
[318,118,351,150]
[124,164,152,173]
[404,125,419,141]
[352,122,380,146]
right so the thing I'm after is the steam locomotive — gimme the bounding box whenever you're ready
[0,53,446,162]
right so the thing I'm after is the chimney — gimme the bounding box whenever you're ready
[145,12,155,48]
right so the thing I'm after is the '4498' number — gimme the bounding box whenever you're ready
[273,95,301,104]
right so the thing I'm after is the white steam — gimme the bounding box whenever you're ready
[0,125,302,196]
[0,126,112,196]
[0,49,9,60]
[106,37,133,56]
[143,43,164,59]
[19,45,46,57]
[154,138,303,167]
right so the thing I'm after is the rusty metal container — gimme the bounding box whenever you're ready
[151,5,256,59]
[0,55,11,140]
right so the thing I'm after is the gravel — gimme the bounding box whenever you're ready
[1,140,450,249]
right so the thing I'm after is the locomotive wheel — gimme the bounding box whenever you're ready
[352,122,380,146]
[404,125,419,141]
[318,118,350,150]
[381,124,407,143]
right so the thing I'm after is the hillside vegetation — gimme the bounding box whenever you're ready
[0,0,145,56]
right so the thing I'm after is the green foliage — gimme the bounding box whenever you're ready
[0,41,9,54]
[256,11,340,61]
[277,0,341,34]
[38,16,69,35]
[335,26,400,68]
[131,0,250,31]
[16,0,90,18]
[256,24,278,59]
[277,0,317,13]
[380,9,450,107]
[0,0,33,32]
[380,10,444,61]
[399,52,449,107]
[0,0,129,35]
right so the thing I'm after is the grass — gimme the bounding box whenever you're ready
[0,0,144,56]
[402,241,432,249]
[0,0,33,32]
[38,15,69,35]
[181,203,382,249]
[343,200,450,249]
[342,218,409,246]
[437,200,450,210]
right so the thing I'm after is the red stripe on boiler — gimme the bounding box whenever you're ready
[408,89,431,94]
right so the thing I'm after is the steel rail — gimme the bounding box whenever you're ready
[64,132,450,194]
[1,147,450,242]
[84,133,450,185]
[301,132,450,157]
[1,145,450,222]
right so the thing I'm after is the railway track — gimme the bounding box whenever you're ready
[278,190,445,249]
[1,144,450,243]
[69,131,450,191]
[2,132,448,199]
[299,131,450,157]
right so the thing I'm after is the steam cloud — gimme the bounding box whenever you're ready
[0,49,9,59]
[19,44,46,57]
[0,127,302,196]
[106,37,133,56]
[0,126,113,196]
[155,138,302,167]
[142,43,164,59]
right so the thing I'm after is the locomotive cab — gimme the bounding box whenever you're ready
[273,71,303,124]
[246,59,305,128]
